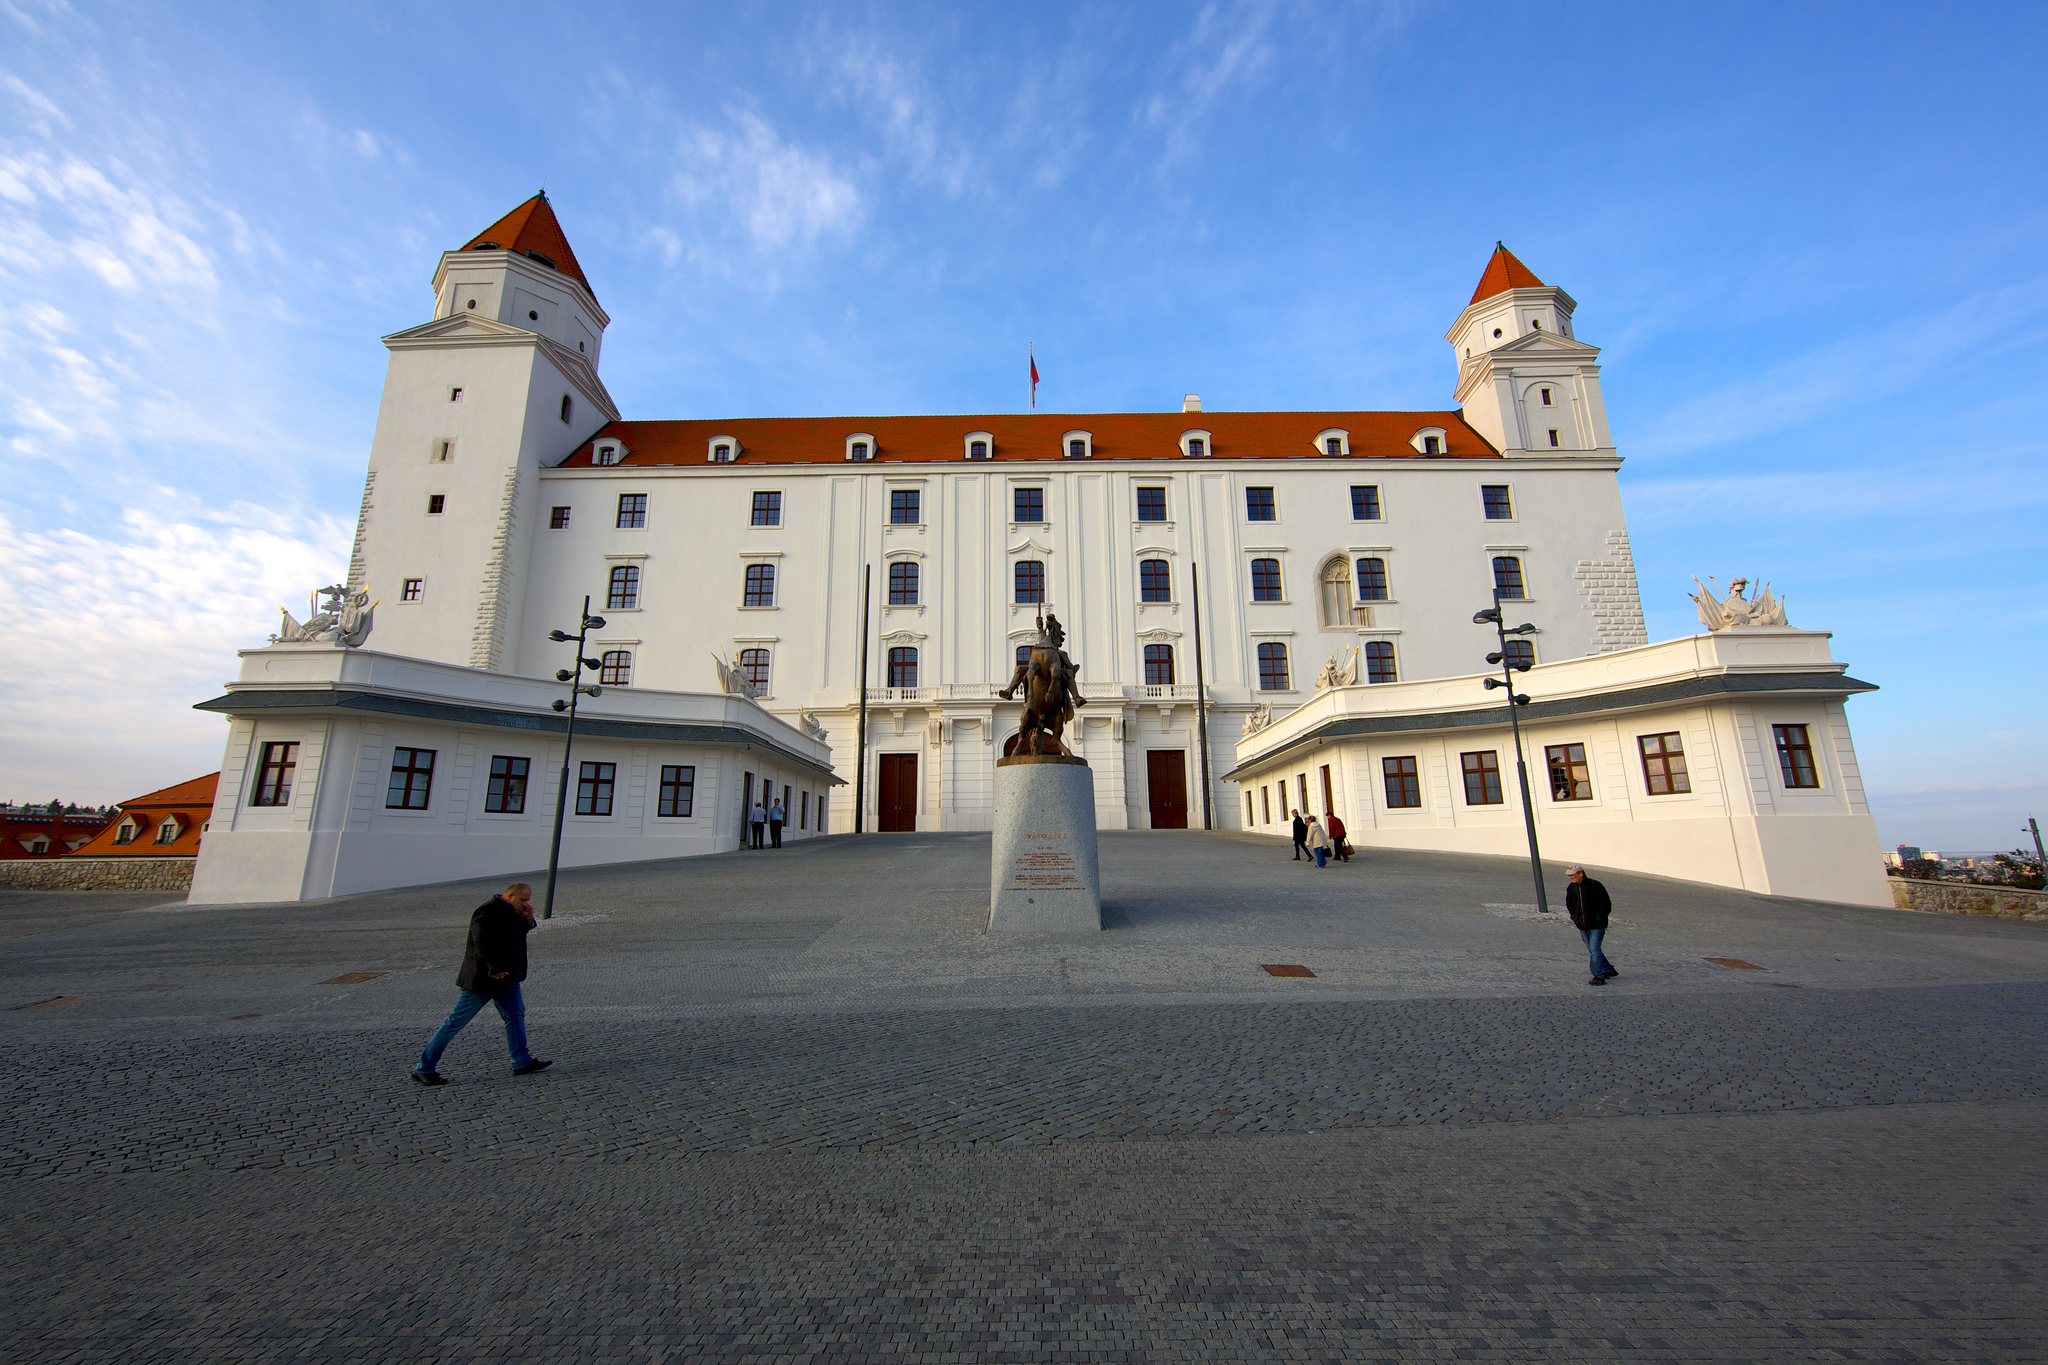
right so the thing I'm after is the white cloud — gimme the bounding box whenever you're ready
[1139,0,1279,168]
[669,112,862,256]
[0,151,217,293]
[0,502,351,803]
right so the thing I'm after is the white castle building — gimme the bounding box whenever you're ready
[187,195,1889,906]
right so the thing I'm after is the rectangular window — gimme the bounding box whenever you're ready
[888,560,919,605]
[1140,559,1171,602]
[1482,485,1513,519]
[887,646,918,688]
[1540,387,1553,406]
[385,747,436,810]
[1251,558,1282,602]
[427,494,445,515]
[607,564,640,610]
[251,741,298,807]
[1246,792,1255,826]
[1356,557,1388,601]
[1461,751,1504,805]
[1638,732,1691,795]
[449,387,463,402]
[1382,756,1421,809]
[1492,556,1526,600]
[402,578,423,602]
[890,489,920,524]
[1350,485,1381,521]
[744,562,776,607]
[1245,486,1276,521]
[1260,785,1271,824]
[1257,641,1289,691]
[1136,487,1167,522]
[1548,429,1560,447]
[599,650,632,685]
[1545,743,1593,801]
[1773,724,1819,788]
[1364,640,1396,684]
[485,756,530,814]
[549,506,571,529]
[576,761,616,817]
[1014,487,1044,523]
[616,493,648,529]
[752,491,782,526]
[1143,644,1175,685]
[739,648,771,692]
[1014,560,1045,603]
[1298,774,1309,813]
[801,790,809,828]
[658,765,696,818]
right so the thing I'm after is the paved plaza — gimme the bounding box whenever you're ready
[4,832,2047,1361]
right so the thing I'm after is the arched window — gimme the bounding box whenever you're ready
[1318,558,1351,628]
[1364,640,1397,684]
[888,561,919,605]
[1251,558,1282,602]
[560,394,573,424]
[739,648,771,692]
[1356,557,1388,601]
[1016,644,1032,665]
[887,646,918,688]
[1015,561,1045,604]
[607,565,639,610]
[1140,559,1171,602]
[1144,644,1175,686]
[1503,639,1535,670]
[744,562,776,607]
[1257,641,1289,691]
[1492,556,1525,600]
[599,650,633,685]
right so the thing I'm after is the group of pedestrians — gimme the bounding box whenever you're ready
[748,798,787,850]
[1288,809,1351,867]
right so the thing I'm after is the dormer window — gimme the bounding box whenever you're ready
[155,817,182,845]
[964,430,993,460]
[1410,426,1447,455]
[708,436,740,463]
[1424,436,1440,454]
[1315,428,1350,457]
[1062,430,1093,459]
[846,433,876,462]
[1179,429,1211,459]
[525,249,556,269]
[594,442,624,466]
[114,819,139,846]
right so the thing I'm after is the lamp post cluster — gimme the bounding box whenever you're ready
[1473,590,1550,916]
[540,594,606,921]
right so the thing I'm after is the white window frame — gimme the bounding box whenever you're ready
[1178,428,1212,459]
[1061,429,1093,459]
[846,432,877,462]
[963,430,994,460]
[1315,428,1351,456]
[1410,426,1448,455]
[707,435,741,463]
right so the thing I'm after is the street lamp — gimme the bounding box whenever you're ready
[541,595,606,920]
[1473,591,1550,915]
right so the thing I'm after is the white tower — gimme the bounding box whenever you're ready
[1446,244,1614,460]
[345,194,618,671]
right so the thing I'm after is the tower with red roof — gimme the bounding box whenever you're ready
[1444,243,1614,460]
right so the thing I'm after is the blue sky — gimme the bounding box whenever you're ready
[3,1,2044,851]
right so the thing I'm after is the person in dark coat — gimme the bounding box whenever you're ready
[1327,812,1351,862]
[1291,810,1308,862]
[412,882,552,1083]
[1565,864,1618,986]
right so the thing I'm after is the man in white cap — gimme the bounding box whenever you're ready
[1564,864,1617,986]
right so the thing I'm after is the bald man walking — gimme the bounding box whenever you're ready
[412,881,553,1084]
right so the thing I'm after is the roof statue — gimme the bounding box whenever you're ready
[999,609,1088,757]
[272,585,375,648]
[797,709,828,741]
[1314,646,1361,693]
[1240,702,1275,737]
[1690,577,1789,631]
[710,651,760,700]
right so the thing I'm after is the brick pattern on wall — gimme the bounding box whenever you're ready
[1573,529,1649,653]
[343,471,376,592]
[470,467,521,670]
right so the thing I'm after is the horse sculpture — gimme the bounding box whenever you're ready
[999,611,1087,756]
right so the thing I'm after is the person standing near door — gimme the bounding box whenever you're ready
[749,799,767,850]
[769,798,785,849]
[1290,810,1308,862]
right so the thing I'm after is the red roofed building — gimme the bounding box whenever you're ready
[1,809,112,860]
[67,774,220,859]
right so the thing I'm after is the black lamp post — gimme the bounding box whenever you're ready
[1473,590,1549,915]
[540,594,606,920]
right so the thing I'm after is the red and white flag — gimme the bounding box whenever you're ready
[1029,350,1039,410]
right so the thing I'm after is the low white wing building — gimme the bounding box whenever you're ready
[188,195,1887,905]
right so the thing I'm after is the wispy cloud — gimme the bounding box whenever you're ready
[665,111,862,262]
[1139,0,1279,168]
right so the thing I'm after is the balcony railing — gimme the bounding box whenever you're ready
[864,682,1206,704]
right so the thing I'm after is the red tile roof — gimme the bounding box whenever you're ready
[118,773,220,808]
[1,812,111,859]
[1468,243,1545,305]
[461,193,594,297]
[65,773,220,859]
[562,410,1495,468]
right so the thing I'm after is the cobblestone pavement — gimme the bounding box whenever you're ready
[4,834,2046,1360]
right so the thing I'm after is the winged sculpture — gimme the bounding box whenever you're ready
[1690,577,1789,631]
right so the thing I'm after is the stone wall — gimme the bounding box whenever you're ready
[0,858,194,893]
[1889,878,2048,923]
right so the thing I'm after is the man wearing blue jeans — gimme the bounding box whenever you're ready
[412,882,553,1084]
[1565,864,1618,986]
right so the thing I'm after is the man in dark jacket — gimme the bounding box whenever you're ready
[1291,810,1308,862]
[1564,864,1618,986]
[411,882,552,1084]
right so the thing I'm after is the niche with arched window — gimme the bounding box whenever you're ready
[1317,557,1353,629]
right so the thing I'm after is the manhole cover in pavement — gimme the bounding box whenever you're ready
[16,995,84,1010]
[1704,957,1766,971]
[319,972,387,985]
[1262,964,1316,977]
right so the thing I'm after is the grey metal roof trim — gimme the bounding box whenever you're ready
[194,688,843,784]
[1222,670,1877,782]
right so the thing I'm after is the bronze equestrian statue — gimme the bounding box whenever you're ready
[999,611,1087,756]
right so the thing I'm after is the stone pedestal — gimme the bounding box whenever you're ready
[988,756,1102,932]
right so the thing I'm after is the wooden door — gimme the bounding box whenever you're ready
[1146,750,1189,829]
[877,753,918,832]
